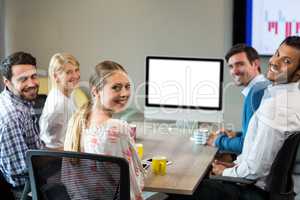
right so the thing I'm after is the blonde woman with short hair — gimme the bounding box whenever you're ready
[39,53,80,149]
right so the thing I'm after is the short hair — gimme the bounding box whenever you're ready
[225,43,260,63]
[48,53,80,87]
[0,51,36,80]
[225,43,261,73]
[280,36,300,51]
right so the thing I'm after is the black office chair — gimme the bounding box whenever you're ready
[33,94,47,121]
[26,150,130,200]
[0,171,15,200]
[210,131,300,200]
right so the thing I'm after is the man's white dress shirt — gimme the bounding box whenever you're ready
[223,82,300,190]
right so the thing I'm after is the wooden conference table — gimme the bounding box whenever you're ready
[134,121,218,195]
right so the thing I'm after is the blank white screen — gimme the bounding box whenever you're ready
[147,58,222,109]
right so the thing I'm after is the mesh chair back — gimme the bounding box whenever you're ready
[26,150,130,200]
[266,132,300,200]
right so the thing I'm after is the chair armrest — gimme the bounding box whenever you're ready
[209,175,256,185]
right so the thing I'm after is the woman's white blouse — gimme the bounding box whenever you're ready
[39,88,76,148]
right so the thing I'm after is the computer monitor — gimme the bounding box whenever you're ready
[144,56,223,123]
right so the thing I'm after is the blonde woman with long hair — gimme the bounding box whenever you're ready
[40,53,80,150]
[64,60,145,200]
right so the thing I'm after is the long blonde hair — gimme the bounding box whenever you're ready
[64,61,127,152]
[48,53,80,88]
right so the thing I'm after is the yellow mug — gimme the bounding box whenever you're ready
[151,156,167,175]
[135,143,143,159]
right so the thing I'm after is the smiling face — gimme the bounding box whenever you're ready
[97,71,131,113]
[55,63,80,94]
[227,52,260,86]
[4,64,39,101]
[267,43,300,84]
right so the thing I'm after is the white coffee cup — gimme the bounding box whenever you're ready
[193,129,209,145]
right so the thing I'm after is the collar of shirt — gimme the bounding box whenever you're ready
[52,87,72,102]
[241,74,267,97]
[2,87,35,108]
[46,87,76,113]
[266,81,300,97]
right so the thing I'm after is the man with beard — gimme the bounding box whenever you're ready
[0,52,43,199]
[207,44,270,154]
[194,36,300,200]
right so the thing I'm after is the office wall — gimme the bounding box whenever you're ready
[0,0,4,59]
[3,0,246,130]
[0,0,5,90]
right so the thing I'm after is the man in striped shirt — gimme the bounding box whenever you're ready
[0,52,43,199]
